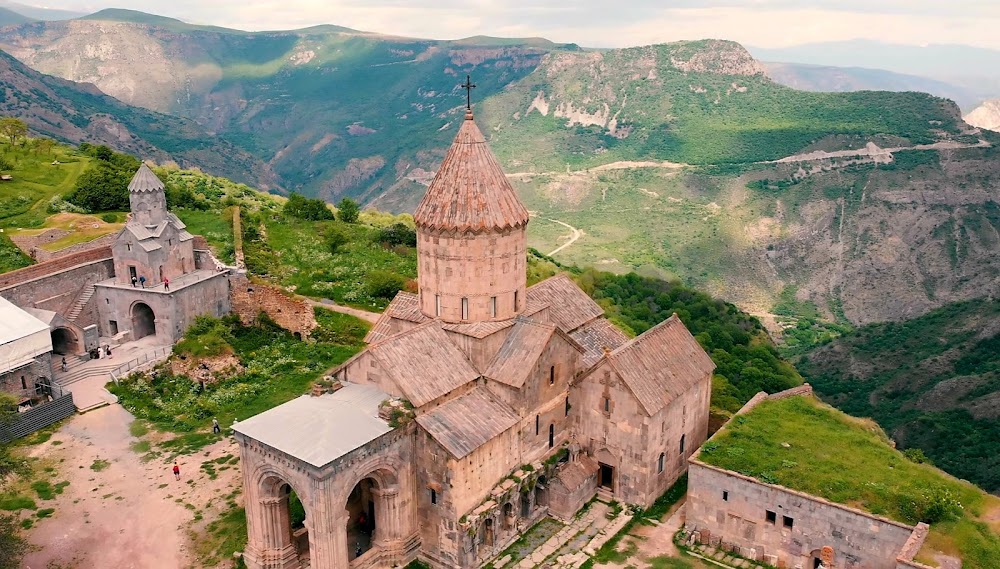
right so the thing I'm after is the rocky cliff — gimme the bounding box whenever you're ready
[964,99,1000,132]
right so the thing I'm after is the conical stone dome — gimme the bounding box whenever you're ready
[413,111,529,234]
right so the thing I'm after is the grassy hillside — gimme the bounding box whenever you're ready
[797,298,1000,494]
[700,395,1000,568]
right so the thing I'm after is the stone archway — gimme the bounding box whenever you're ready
[247,473,309,569]
[342,466,406,568]
[50,327,79,355]
[131,302,156,340]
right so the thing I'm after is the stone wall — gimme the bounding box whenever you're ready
[0,247,112,289]
[14,231,118,263]
[112,225,196,287]
[0,357,53,400]
[0,257,114,317]
[686,461,915,569]
[228,273,317,338]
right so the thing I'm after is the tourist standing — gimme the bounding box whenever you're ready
[163,276,170,291]
[60,357,67,372]
[130,275,137,287]
[172,462,180,480]
[139,275,146,288]
[212,418,221,434]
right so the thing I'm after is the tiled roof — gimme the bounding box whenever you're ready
[413,112,529,233]
[441,318,516,339]
[571,317,630,369]
[364,292,429,344]
[552,454,599,491]
[483,320,557,387]
[527,274,604,332]
[607,314,715,416]
[128,163,165,193]
[416,387,519,459]
[369,321,479,407]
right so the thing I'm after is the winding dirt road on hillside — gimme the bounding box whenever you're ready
[546,219,584,257]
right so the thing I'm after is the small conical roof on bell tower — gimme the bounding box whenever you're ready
[128,163,165,193]
[413,111,529,233]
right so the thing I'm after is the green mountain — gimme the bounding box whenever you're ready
[798,298,1000,493]
[0,49,272,187]
[0,1,82,21]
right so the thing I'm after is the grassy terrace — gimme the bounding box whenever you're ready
[697,396,1000,568]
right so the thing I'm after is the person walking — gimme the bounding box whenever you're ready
[130,275,137,287]
[104,345,112,359]
[60,356,68,372]
[212,418,221,434]
[163,276,170,291]
[139,275,146,288]
[172,462,180,481]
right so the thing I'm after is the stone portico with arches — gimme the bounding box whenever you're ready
[234,108,714,568]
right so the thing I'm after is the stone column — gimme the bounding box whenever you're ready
[371,484,405,564]
[243,496,298,569]
[308,506,349,568]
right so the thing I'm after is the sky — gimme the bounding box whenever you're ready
[21,0,1000,49]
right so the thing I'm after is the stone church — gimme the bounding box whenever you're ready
[233,109,715,569]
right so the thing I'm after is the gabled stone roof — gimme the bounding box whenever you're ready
[571,317,630,369]
[604,314,715,416]
[368,320,480,407]
[484,318,584,388]
[527,274,604,332]
[413,111,529,233]
[416,387,519,459]
[364,292,428,344]
[128,163,165,193]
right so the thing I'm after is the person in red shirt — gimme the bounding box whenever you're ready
[172,462,180,480]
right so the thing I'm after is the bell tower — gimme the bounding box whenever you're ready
[413,103,529,324]
[128,163,168,227]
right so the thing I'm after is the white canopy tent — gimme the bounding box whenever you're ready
[0,296,52,374]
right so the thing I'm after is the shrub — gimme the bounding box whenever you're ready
[325,226,349,254]
[283,193,334,221]
[376,223,417,247]
[364,270,406,299]
[100,212,118,223]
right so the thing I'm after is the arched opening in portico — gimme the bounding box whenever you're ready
[347,477,378,561]
[257,475,310,565]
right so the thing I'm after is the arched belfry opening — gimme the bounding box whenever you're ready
[257,475,310,564]
[131,302,155,340]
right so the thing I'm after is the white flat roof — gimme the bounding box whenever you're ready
[0,296,52,373]
[233,382,393,468]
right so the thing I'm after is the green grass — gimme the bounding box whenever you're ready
[108,309,369,448]
[698,396,1000,568]
[194,503,249,567]
[89,459,110,472]
[30,480,69,500]
[0,494,36,511]
[128,421,149,438]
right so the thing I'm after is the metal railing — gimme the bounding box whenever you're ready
[110,346,173,384]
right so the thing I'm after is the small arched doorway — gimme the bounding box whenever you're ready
[347,477,378,560]
[535,476,548,507]
[50,327,78,355]
[131,302,156,339]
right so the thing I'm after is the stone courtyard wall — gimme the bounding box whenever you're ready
[229,273,317,338]
[0,254,114,317]
[686,461,916,569]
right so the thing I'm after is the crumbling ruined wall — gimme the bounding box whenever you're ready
[229,273,317,338]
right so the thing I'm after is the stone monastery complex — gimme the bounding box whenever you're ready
[233,109,715,568]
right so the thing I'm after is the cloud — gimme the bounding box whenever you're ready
[24,0,1000,49]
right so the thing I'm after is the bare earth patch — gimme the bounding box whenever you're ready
[20,405,241,569]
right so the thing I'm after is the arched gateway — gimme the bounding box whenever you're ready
[131,302,155,339]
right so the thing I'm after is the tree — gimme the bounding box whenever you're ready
[283,193,334,221]
[34,138,54,157]
[337,198,360,224]
[65,162,131,212]
[0,118,27,147]
[376,222,417,247]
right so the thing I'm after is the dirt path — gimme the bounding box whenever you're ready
[308,298,382,324]
[546,219,583,257]
[772,138,990,164]
[21,405,241,569]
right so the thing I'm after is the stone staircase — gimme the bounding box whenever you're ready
[66,284,96,322]
[56,357,121,387]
